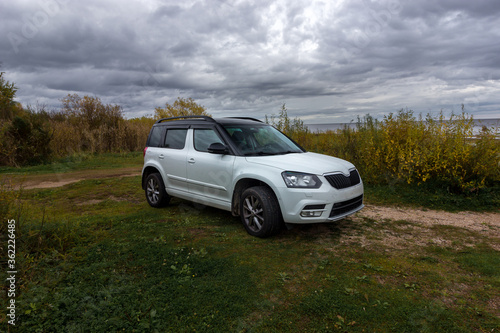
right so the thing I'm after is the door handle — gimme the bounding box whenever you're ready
[188,158,195,164]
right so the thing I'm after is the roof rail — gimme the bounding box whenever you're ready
[155,115,215,124]
[225,117,263,123]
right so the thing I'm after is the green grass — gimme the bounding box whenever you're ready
[1,171,499,332]
[365,181,500,212]
[1,154,499,331]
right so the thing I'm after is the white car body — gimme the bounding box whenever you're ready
[142,116,364,237]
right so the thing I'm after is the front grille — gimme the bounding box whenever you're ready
[329,195,363,218]
[325,169,361,189]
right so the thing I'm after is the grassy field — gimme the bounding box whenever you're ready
[1,154,499,332]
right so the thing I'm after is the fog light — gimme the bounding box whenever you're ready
[300,210,323,217]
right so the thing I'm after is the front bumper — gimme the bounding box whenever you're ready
[276,181,364,224]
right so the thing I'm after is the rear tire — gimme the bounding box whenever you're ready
[240,186,282,238]
[145,173,170,208]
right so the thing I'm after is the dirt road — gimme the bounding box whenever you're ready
[2,167,141,190]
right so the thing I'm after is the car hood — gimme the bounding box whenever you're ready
[245,152,355,175]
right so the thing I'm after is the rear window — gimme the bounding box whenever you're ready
[164,129,188,149]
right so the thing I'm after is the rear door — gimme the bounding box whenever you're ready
[145,125,166,168]
[158,127,189,195]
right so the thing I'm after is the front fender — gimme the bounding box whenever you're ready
[231,160,286,215]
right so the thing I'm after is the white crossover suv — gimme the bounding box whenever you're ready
[142,116,364,237]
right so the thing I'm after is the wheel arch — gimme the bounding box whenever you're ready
[231,177,281,217]
[142,165,162,190]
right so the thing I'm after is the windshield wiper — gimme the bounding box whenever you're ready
[245,150,302,156]
[244,151,278,156]
[278,150,300,155]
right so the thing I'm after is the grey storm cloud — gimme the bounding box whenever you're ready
[1,0,499,122]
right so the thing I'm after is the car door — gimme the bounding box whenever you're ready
[159,127,189,195]
[186,127,235,209]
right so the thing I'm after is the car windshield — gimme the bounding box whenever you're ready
[223,124,304,156]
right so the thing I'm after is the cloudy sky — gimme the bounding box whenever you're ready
[1,0,500,124]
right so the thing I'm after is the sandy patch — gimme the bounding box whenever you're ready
[359,204,500,233]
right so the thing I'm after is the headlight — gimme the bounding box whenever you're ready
[282,171,322,188]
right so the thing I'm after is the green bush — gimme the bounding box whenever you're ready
[0,107,52,166]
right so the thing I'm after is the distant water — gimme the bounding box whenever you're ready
[306,118,500,135]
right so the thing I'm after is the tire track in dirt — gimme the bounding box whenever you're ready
[1,167,141,190]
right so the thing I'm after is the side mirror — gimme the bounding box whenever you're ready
[207,142,229,155]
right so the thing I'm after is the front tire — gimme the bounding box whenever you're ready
[240,186,282,237]
[145,173,170,208]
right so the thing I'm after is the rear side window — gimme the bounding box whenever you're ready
[165,129,188,149]
[148,126,164,147]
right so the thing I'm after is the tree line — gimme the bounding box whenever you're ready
[0,72,208,167]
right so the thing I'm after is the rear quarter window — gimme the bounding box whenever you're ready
[148,126,164,147]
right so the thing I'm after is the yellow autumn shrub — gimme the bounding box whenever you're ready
[297,109,499,193]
